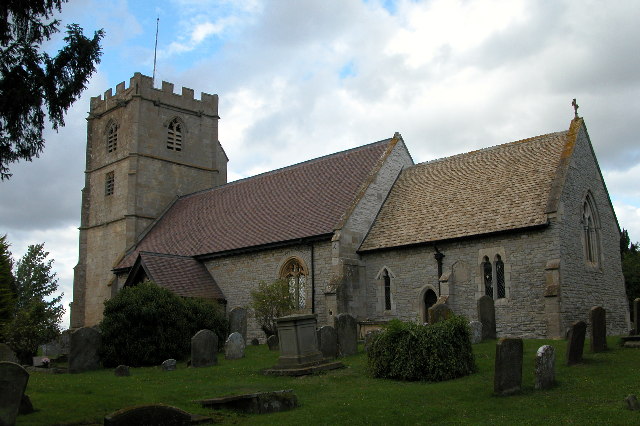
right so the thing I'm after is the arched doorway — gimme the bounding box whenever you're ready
[424,289,437,313]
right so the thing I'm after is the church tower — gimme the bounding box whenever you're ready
[71,73,227,327]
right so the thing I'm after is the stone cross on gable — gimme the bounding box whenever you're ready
[572,98,579,118]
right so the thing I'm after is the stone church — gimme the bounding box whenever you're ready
[71,73,630,340]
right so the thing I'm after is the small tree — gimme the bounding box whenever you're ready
[250,279,295,337]
[621,228,640,318]
[3,243,64,363]
[0,235,17,338]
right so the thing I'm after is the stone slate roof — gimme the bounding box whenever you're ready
[359,129,571,252]
[129,252,225,300]
[117,139,394,269]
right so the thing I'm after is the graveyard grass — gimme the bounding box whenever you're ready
[20,336,640,425]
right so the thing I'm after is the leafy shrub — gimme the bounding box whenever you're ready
[100,281,228,367]
[367,316,476,381]
[250,279,294,337]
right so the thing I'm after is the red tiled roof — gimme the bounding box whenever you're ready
[138,252,225,300]
[118,139,393,268]
[359,130,570,251]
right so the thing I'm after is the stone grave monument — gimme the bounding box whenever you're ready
[494,338,522,396]
[191,329,218,367]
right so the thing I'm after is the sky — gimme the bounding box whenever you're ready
[1,0,639,328]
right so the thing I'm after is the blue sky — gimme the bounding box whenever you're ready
[1,0,639,327]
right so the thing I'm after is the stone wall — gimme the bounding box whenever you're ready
[205,240,332,342]
[557,124,630,335]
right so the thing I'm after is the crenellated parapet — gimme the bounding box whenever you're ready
[89,72,219,119]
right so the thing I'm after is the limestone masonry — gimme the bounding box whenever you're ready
[72,73,630,340]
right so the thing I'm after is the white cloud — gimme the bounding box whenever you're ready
[614,202,640,243]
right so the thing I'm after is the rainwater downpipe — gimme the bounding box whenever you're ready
[434,246,445,296]
[311,243,315,314]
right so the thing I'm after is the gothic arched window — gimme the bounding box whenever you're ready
[582,194,600,265]
[167,118,183,151]
[281,258,307,309]
[107,121,118,153]
[483,256,493,298]
[383,269,391,311]
[495,255,505,299]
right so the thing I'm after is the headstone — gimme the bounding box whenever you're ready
[69,327,102,373]
[634,298,640,335]
[114,365,130,376]
[535,345,555,390]
[19,393,34,415]
[428,303,453,324]
[225,332,246,360]
[104,403,193,426]
[626,394,640,411]
[251,338,260,346]
[566,320,587,366]
[267,335,279,351]
[493,338,522,396]
[334,313,357,356]
[363,330,380,353]
[161,359,176,371]
[0,343,19,364]
[590,306,607,353]
[58,329,71,355]
[318,326,338,358]
[191,329,218,367]
[469,321,483,344]
[477,295,496,340]
[40,340,62,358]
[229,307,248,341]
[0,362,29,426]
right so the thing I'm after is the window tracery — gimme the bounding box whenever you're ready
[281,258,307,309]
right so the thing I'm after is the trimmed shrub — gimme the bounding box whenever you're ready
[100,281,228,367]
[367,316,476,381]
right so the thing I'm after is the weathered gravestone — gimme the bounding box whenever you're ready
[494,338,523,396]
[104,403,194,426]
[251,338,260,346]
[535,345,555,390]
[69,327,102,373]
[0,343,19,364]
[566,320,587,366]
[58,329,71,355]
[428,303,452,324]
[198,389,298,414]
[477,295,496,340]
[191,329,218,367]
[229,307,248,341]
[40,340,62,358]
[114,365,130,377]
[225,332,246,360]
[0,362,29,426]
[634,298,640,335]
[334,313,358,357]
[590,306,607,353]
[267,335,279,351]
[318,325,338,358]
[626,394,640,411]
[469,321,483,344]
[161,359,176,371]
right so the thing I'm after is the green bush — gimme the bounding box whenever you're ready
[99,281,228,367]
[367,316,476,381]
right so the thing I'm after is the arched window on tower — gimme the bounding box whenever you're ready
[495,254,505,299]
[281,258,307,309]
[582,194,600,266]
[483,256,493,298]
[167,118,183,151]
[107,121,118,153]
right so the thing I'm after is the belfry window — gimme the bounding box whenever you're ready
[483,256,493,298]
[281,258,307,309]
[105,171,114,196]
[582,194,600,265]
[107,122,118,152]
[383,269,391,311]
[167,118,183,151]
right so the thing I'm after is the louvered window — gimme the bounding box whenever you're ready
[107,122,118,152]
[105,171,114,196]
[167,119,183,151]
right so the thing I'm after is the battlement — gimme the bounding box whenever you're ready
[89,72,218,117]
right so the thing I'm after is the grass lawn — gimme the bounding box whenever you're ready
[19,336,640,425]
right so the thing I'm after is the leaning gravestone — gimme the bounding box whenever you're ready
[229,307,248,341]
[161,359,176,371]
[0,343,19,364]
[334,313,358,357]
[477,295,496,340]
[535,345,555,390]
[69,327,102,373]
[267,335,279,351]
[191,329,218,367]
[566,320,587,366]
[428,303,452,324]
[114,365,130,377]
[318,325,338,358]
[225,332,246,360]
[494,338,522,396]
[469,321,483,344]
[590,306,607,353]
[0,362,29,426]
[104,404,194,426]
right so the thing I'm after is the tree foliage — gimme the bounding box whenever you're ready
[100,281,228,367]
[250,279,295,337]
[0,0,104,179]
[621,229,640,318]
[2,242,64,363]
[0,235,17,333]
